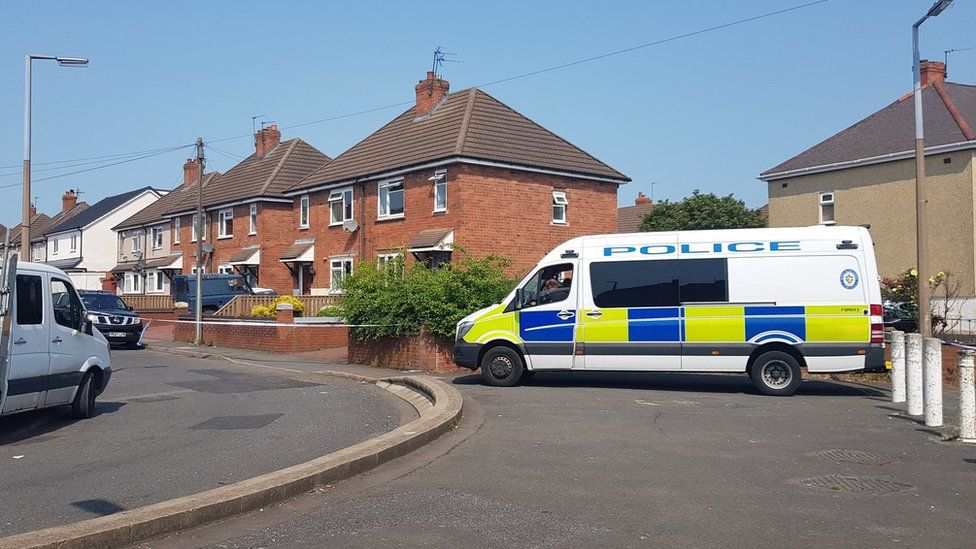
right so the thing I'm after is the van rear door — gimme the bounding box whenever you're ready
[1,273,51,413]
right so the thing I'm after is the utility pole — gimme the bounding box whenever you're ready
[912,0,953,338]
[650,181,661,203]
[194,138,205,345]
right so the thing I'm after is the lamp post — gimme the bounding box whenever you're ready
[912,0,952,339]
[22,54,89,255]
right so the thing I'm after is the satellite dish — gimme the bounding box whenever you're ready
[202,244,215,253]
[133,249,143,258]
[342,219,359,233]
[136,257,147,269]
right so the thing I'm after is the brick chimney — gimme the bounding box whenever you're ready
[183,158,200,187]
[255,124,281,159]
[61,190,78,212]
[415,71,450,117]
[920,60,947,87]
[635,192,653,205]
[29,203,36,218]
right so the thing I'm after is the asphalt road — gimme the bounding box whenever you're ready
[148,368,976,549]
[0,348,410,536]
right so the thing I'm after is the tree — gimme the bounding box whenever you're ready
[637,190,766,232]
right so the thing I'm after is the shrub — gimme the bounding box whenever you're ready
[341,250,515,340]
[316,305,345,317]
[249,296,306,318]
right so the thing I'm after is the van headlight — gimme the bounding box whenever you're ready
[456,321,474,342]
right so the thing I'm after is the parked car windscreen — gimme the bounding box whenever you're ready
[81,293,128,311]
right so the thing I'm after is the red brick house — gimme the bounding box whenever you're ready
[165,127,331,291]
[281,71,629,294]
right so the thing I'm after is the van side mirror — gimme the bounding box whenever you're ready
[514,288,524,310]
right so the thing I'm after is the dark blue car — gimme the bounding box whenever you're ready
[170,274,253,313]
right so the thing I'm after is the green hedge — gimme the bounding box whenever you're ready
[340,251,515,340]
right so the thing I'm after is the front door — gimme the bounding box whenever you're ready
[47,277,87,405]
[516,262,577,370]
[2,273,50,413]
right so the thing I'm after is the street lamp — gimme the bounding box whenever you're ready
[22,54,89,255]
[912,0,952,338]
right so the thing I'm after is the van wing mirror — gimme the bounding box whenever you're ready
[514,288,524,310]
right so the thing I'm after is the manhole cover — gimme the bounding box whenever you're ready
[808,449,896,466]
[796,475,912,495]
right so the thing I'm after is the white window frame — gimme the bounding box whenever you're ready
[378,178,405,220]
[124,272,142,294]
[146,269,165,293]
[819,191,836,225]
[173,217,181,244]
[217,264,234,275]
[192,214,207,242]
[218,208,234,239]
[329,187,354,226]
[329,256,354,294]
[70,233,78,252]
[299,195,310,229]
[52,238,59,255]
[377,252,402,268]
[151,226,163,249]
[432,170,447,213]
[552,191,568,224]
[191,265,206,275]
[132,231,142,252]
[249,204,258,235]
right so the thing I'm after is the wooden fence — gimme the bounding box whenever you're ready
[120,294,175,311]
[215,294,340,317]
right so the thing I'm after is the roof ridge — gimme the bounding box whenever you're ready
[260,139,299,195]
[454,88,477,155]
[933,80,976,141]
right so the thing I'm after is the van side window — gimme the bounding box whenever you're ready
[51,278,83,329]
[518,263,573,309]
[16,274,43,325]
[590,260,679,308]
[678,258,729,303]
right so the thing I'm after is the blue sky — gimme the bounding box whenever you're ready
[1,0,974,227]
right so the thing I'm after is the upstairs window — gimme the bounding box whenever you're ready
[151,226,164,249]
[70,234,78,251]
[249,204,258,235]
[173,217,181,244]
[192,214,207,241]
[819,192,835,224]
[299,195,310,228]
[378,179,404,219]
[53,239,59,254]
[329,187,354,225]
[218,208,234,238]
[132,231,142,252]
[432,170,447,213]
[552,191,568,224]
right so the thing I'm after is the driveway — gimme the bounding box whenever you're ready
[145,368,976,548]
[0,348,412,536]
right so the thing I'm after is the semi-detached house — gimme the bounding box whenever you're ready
[281,71,630,295]
[111,161,220,295]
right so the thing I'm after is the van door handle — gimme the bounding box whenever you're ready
[13,337,26,345]
[556,310,575,320]
[585,310,603,319]
[51,336,63,344]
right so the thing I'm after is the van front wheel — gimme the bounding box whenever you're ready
[71,371,97,419]
[481,346,524,387]
[750,351,802,396]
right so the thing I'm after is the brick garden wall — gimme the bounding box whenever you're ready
[172,318,348,352]
[347,330,463,374]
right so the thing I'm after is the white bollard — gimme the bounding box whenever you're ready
[922,338,943,427]
[958,349,976,443]
[906,333,924,416]
[890,331,906,403]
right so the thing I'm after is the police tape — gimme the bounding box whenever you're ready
[133,317,405,328]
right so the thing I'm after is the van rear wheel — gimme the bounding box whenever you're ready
[481,346,524,387]
[750,351,802,396]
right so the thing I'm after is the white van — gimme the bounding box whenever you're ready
[453,226,884,396]
[0,258,112,418]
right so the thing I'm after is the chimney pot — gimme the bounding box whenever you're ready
[919,60,947,87]
[254,124,281,159]
[183,158,201,187]
[635,192,653,206]
[61,189,78,213]
[415,71,450,117]
[29,203,36,218]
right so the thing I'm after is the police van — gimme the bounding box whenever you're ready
[453,226,884,396]
[0,255,112,418]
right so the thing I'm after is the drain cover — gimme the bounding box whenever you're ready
[797,475,912,495]
[808,449,896,466]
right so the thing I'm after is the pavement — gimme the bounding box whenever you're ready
[131,352,976,549]
[0,346,413,537]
